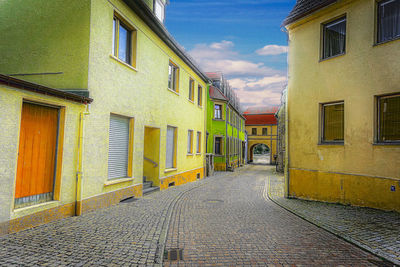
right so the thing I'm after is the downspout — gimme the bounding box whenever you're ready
[75,105,90,216]
[225,101,229,170]
[282,25,290,198]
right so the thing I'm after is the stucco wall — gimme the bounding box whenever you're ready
[81,0,207,198]
[286,0,400,211]
[0,84,85,223]
[0,0,91,89]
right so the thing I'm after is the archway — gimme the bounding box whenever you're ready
[249,143,270,165]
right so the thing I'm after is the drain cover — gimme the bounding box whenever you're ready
[119,197,136,203]
[164,248,183,261]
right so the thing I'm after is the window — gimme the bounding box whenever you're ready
[377,94,400,142]
[187,130,193,154]
[189,78,194,102]
[198,85,203,106]
[196,132,201,153]
[168,61,179,92]
[214,104,222,119]
[252,128,257,135]
[154,0,165,22]
[166,126,177,169]
[322,16,346,59]
[377,0,400,43]
[262,128,268,136]
[321,102,344,143]
[215,137,223,155]
[108,114,132,179]
[113,16,136,67]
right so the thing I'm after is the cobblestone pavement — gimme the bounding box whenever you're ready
[268,168,400,266]
[0,178,210,267]
[164,164,388,266]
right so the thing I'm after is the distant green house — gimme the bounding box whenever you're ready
[206,72,246,171]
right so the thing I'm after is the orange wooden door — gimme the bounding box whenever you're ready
[15,102,59,199]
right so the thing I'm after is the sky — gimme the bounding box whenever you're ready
[165,0,296,109]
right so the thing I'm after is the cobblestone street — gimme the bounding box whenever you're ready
[0,165,394,266]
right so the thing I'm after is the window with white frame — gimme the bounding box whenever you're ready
[154,0,165,23]
[168,61,179,92]
[214,104,222,119]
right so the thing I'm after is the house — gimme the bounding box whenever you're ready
[244,106,279,165]
[0,74,92,235]
[284,0,400,211]
[206,72,246,171]
[0,0,208,233]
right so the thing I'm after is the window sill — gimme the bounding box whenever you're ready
[104,177,134,186]
[13,200,59,213]
[110,55,137,72]
[373,142,400,146]
[213,118,224,121]
[187,153,193,156]
[196,152,202,155]
[167,88,180,96]
[374,36,400,47]
[164,168,177,173]
[198,105,203,109]
[188,99,194,104]
[318,142,344,146]
[319,52,346,62]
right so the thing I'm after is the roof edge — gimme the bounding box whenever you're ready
[283,0,337,27]
[123,0,210,83]
[0,74,93,104]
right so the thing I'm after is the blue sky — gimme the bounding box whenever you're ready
[165,0,296,108]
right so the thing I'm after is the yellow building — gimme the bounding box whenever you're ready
[0,0,208,234]
[244,107,279,165]
[284,0,400,211]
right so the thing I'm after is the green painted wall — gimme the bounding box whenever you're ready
[206,85,246,168]
[0,0,91,89]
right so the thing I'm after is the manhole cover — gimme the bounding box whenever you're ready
[204,199,224,203]
[164,248,183,261]
[238,228,257,234]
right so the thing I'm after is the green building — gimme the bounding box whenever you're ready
[206,72,246,171]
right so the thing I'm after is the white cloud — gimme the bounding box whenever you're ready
[189,40,281,77]
[256,45,288,56]
[188,40,287,109]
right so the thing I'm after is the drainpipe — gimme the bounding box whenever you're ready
[75,105,90,216]
[225,101,229,170]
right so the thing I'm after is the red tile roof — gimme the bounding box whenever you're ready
[244,106,279,115]
[244,114,277,125]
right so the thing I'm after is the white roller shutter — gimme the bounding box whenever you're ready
[166,126,175,168]
[108,115,130,179]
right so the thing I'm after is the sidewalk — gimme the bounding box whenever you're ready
[267,171,400,266]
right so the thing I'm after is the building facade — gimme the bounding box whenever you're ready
[284,0,400,211]
[0,0,208,233]
[206,72,246,171]
[244,106,279,165]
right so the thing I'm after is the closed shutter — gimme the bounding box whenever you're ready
[108,115,130,179]
[166,126,175,168]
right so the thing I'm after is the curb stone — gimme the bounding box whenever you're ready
[265,175,400,267]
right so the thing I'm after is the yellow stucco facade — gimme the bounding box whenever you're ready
[246,125,277,164]
[286,0,400,211]
[0,0,207,234]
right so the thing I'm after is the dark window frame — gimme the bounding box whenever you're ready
[320,101,345,144]
[376,0,400,44]
[321,16,347,60]
[376,93,400,143]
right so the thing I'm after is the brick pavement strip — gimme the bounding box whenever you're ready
[267,167,400,266]
[0,177,213,267]
[164,165,388,266]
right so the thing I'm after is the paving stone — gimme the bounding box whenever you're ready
[164,165,387,266]
[268,166,400,266]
